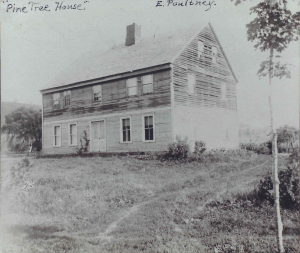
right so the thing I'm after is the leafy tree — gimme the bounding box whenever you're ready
[245,1,299,252]
[2,107,42,152]
[277,125,299,151]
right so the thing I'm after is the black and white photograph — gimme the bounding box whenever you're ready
[1,0,299,252]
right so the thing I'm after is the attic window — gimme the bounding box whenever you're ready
[187,73,196,94]
[93,85,102,102]
[126,78,138,96]
[212,46,218,64]
[198,41,204,59]
[142,75,153,94]
[53,93,60,109]
[63,90,71,107]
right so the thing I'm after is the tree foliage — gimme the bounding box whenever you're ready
[2,107,42,151]
[277,125,299,147]
[257,56,292,78]
[246,1,300,52]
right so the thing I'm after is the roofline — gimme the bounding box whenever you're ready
[208,22,238,83]
[170,23,206,64]
[40,63,171,94]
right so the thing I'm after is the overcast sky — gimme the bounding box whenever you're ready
[2,0,299,128]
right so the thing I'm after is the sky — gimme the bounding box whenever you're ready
[1,0,299,129]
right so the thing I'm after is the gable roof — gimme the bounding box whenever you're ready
[42,23,237,92]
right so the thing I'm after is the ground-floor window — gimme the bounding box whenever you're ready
[143,115,155,142]
[121,117,131,143]
[53,125,61,147]
[69,123,77,146]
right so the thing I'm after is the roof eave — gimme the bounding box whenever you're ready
[40,62,172,94]
[208,22,238,83]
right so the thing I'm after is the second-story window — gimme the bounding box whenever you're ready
[126,78,138,97]
[93,85,102,102]
[142,75,153,94]
[187,73,196,94]
[212,46,218,64]
[198,41,204,59]
[53,93,60,109]
[63,91,71,107]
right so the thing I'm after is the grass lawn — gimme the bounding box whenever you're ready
[1,153,299,252]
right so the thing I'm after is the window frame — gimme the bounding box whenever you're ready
[187,73,196,94]
[212,46,218,64]
[120,117,132,143]
[142,74,153,95]
[93,85,102,102]
[68,122,78,146]
[63,90,71,108]
[126,77,138,97]
[142,114,155,143]
[53,93,60,109]
[198,40,204,59]
[53,124,62,147]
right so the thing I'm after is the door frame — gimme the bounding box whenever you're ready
[90,119,107,152]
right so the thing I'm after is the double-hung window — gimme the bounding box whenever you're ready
[121,117,131,143]
[53,93,60,109]
[93,85,102,102]
[187,73,196,94]
[68,123,77,146]
[198,41,204,59]
[142,75,153,94]
[212,46,218,64]
[63,90,71,107]
[53,125,61,147]
[126,78,138,96]
[143,115,155,142]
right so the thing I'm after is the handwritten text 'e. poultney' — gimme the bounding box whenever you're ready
[156,0,216,11]
[5,1,89,13]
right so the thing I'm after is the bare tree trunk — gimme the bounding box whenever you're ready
[269,47,284,253]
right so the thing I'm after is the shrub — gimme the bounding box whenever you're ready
[254,153,299,210]
[240,142,271,155]
[194,140,206,155]
[76,131,90,155]
[166,136,190,160]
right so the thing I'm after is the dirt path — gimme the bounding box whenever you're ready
[94,159,269,240]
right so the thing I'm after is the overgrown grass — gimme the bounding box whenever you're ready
[1,154,298,252]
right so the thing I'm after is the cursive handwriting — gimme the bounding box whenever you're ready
[156,0,216,11]
[5,1,89,13]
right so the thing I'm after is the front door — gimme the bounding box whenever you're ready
[91,120,106,152]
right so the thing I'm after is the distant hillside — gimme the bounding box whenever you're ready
[1,102,41,127]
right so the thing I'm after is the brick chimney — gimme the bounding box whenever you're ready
[125,23,141,46]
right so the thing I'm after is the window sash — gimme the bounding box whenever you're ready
[64,94,71,107]
[69,124,77,146]
[126,78,138,96]
[122,118,131,142]
[54,126,61,147]
[198,41,204,58]
[142,75,153,94]
[93,85,102,102]
[143,84,153,94]
[144,116,154,141]
[53,93,60,108]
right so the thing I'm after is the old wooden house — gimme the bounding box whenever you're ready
[40,23,239,154]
